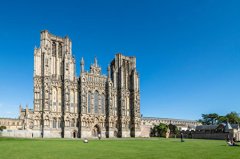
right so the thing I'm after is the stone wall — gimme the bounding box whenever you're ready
[1,130,41,138]
[180,131,240,141]
[140,125,151,138]
[192,133,228,140]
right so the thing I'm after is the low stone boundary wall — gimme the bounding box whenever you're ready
[1,130,41,138]
[192,133,228,140]
[179,131,240,141]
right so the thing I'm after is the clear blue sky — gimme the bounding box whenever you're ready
[0,0,240,120]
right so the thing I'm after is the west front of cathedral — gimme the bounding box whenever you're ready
[31,30,141,138]
[0,31,200,138]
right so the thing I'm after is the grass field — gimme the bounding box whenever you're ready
[0,138,239,159]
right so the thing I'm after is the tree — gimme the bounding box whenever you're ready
[225,112,240,124]
[168,124,179,135]
[199,113,219,125]
[0,126,6,131]
[207,113,219,125]
[157,123,169,137]
[151,123,168,137]
[198,112,240,125]
[217,116,228,124]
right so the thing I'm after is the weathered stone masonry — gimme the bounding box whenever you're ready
[30,30,141,138]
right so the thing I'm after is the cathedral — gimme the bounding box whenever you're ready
[0,30,200,139]
[31,30,141,138]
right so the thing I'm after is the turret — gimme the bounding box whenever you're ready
[26,105,29,114]
[40,30,49,48]
[81,57,85,73]
[94,57,98,67]
[90,57,101,75]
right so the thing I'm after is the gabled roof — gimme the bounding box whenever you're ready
[196,123,239,131]
[196,125,218,131]
[225,122,232,132]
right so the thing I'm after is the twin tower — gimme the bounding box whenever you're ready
[33,30,141,138]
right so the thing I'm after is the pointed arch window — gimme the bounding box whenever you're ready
[71,119,75,127]
[94,91,99,114]
[70,90,74,113]
[88,92,91,113]
[101,94,105,114]
[52,42,56,57]
[58,118,61,128]
[53,118,57,128]
[58,43,62,58]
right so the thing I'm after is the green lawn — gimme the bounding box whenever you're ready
[0,138,239,159]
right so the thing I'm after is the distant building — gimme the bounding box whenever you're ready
[139,117,200,137]
[142,117,200,129]
[191,123,240,141]
[0,118,23,130]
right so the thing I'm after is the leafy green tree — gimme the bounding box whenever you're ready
[150,125,158,137]
[151,123,169,137]
[207,113,219,125]
[199,113,219,125]
[226,112,240,124]
[199,112,240,125]
[0,126,6,131]
[157,123,168,137]
[217,116,228,124]
[168,124,179,135]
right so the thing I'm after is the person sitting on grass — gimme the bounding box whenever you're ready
[227,138,239,147]
[231,138,239,146]
[227,140,233,146]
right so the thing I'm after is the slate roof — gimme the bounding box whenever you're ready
[196,123,240,131]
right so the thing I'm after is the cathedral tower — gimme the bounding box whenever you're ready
[33,30,78,138]
[110,54,141,137]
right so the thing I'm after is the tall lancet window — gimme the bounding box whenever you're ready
[52,42,56,57]
[88,92,91,113]
[52,88,57,112]
[58,43,62,58]
[94,91,99,114]
[70,91,74,113]
[53,118,57,128]
[101,94,105,114]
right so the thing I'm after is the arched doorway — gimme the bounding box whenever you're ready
[72,130,77,138]
[92,124,101,137]
[114,131,118,137]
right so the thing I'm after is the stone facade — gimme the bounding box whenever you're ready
[22,30,141,138]
[142,117,201,130]
[0,30,203,139]
[0,118,23,130]
[140,117,200,137]
[0,105,34,131]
